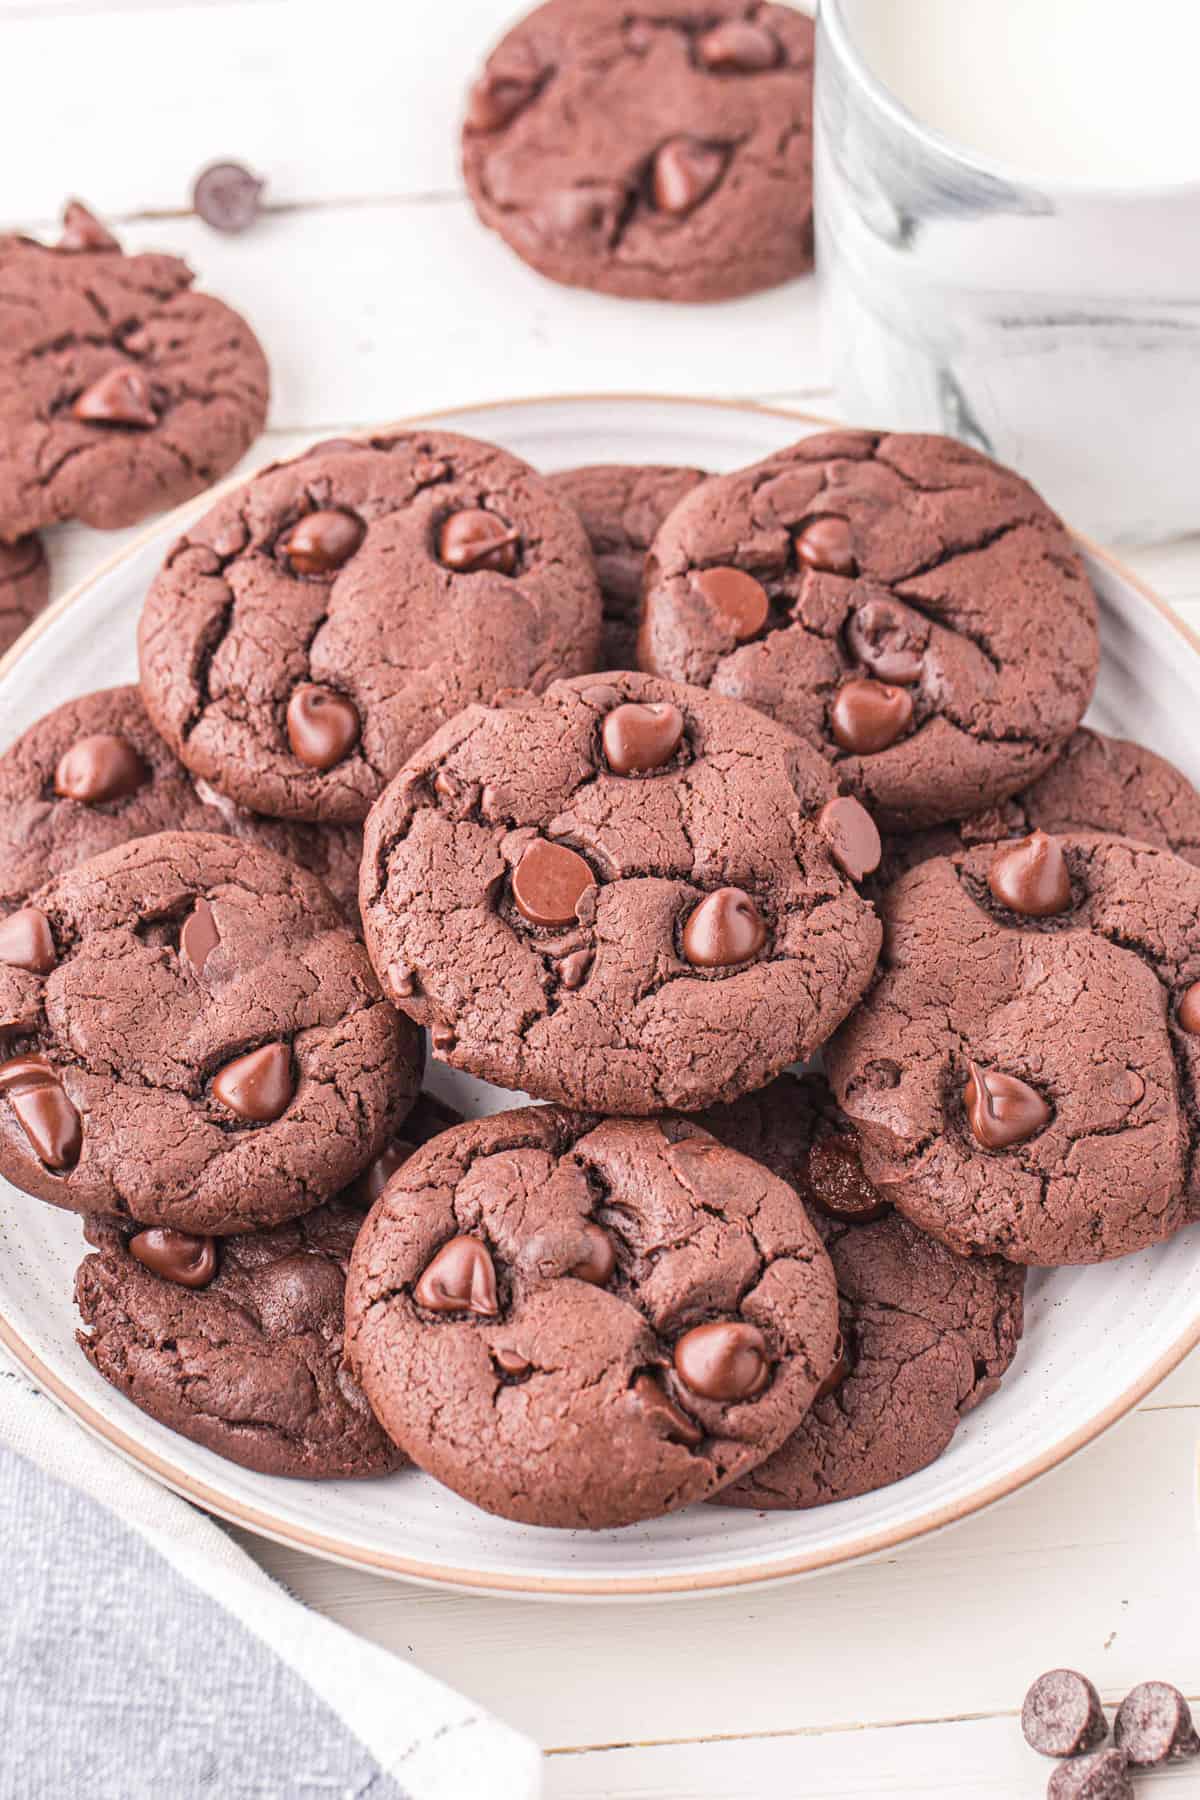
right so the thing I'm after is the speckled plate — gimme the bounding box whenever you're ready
[2,396,1198,1599]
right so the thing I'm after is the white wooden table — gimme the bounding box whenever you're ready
[6,3,1200,1794]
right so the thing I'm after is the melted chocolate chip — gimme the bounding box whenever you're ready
[72,367,157,428]
[1178,981,1200,1034]
[631,1372,703,1445]
[278,509,365,575]
[568,1221,616,1286]
[652,137,727,214]
[212,1042,294,1122]
[180,898,220,975]
[846,598,925,684]
[830,679,913,755]
[437,509,520,574]
[814,1333,850,1400]
[129,1227,218,1289]
[696,20,780,71]
[681,887,766,968]
[691,565,769,639]
[806,1136,889,1222]
[817,796,881,882]
[466,72,539,132]
[347,1139,414,1209]
[963,1061,1051,1150]
[54,733,148,805]
[286,685,361,771]
[414,1235,499,1315]
[795,516,857,576]
[59,200,119,252]
[0,1055,81,1170]
[512,839,596,929]
[0,907,56,975]
[601,701,685,775]
[493,1345,532,1377]
[988,830,1072,917]
[192,161,264,233]
[673,1321,770,1401]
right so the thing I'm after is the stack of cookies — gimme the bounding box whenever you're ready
[2,217,1197,1533]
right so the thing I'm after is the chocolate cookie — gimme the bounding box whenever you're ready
[360,670,882,1113]
[827,832,1200,1264]
[344,1107,839,1528]
[639,431,1099,830]
[697,1075,1024,1508]
[76,1201,403,1480]
[0,535,50,657]
[0,204,268,538]
[0,831,419,1232]
[885,728,1200,882]
[546,463,707,668]
[0,688,363,921]
[462,0,814,302]
[138,432,603,825]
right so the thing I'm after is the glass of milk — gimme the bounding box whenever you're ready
[815,0,1200,541]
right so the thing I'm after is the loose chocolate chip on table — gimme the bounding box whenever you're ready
[568,1221,617,1286]
[807,1136,889,1222]
[0,1055,81,1170]
[180,897,220,975]
[1114,1681,1200,1766]
[681,887,767,969]
[0,906,56,975]
[674,1321,771,1401]
[1022,1669,1109,1759]
[1178,981,1200,1034]
[512,839,596,929]
[964,1062,1051,1151]
[278,509,365,576]
[795,515,857,576]
[286,685,361,771]
[129,1227,218,1289]
[988,830,1072,917]
[691,565,769,640]
[1046,1748,1133,1800]
[846,598,925,683]
[54,733,148,805]
[58,200,119,253]
[652,137,727,214]
[830,678,913,755]
[696,20,780,72]
[414,1235,499,1315]
[211,1042,294,1122]
[72,367,157,429]
[602,702,685,776]
[192,161,265,233]
[437,508,520,573]
[818,796,881,882]
[631,1372,703,1446]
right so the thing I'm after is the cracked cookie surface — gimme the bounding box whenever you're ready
[76,1201,404,1479]
[698,1075,1025,1507]
[827,833,1200,1264]
[360,669,882,1113]
[639,431,1099,830]
[0,213,268,538]
[461,0,814,302]
[0,535,50,656]
[546,463,707,668]
[138,432,603,824]
[344,1107,839,1528]
[0,830,420,1231]
[0,686,363,920]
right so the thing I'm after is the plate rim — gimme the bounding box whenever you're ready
[2,390,1197,1599]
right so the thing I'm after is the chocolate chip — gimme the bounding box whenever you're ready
[192,161,265,233]
[512,839,596,929]
[0,907,56,976]
[346,1139,413,1209]
[58,200,119,253]
[72,367,157,429]
[673,1321,770,1401]
[286,685,361,771]
[1022,1670,1109,1759]
[180,898,220,975]
[818,796,881,882]
[964,1061,1051,1150]
[555,948,593,991]
[846,598,925,684]
[437,509,520,574]
[212,1042,294,1122]
[602,701,685,775]
[431,1023,457,1054]
[1114,1681,1200,1766]
[0,1055,81,1170]
[493,1345,532,1376]
[278,509,365,575]
[538,184,624,248]
[806,1136,889,1222]
[682,887,767,968]
[631,1372,703,1445]
[466,72,538,132]
[814,1333,850,1399]
[691,566,769,639]
[830,678,913,754]
[568,1221,616,1286]
[696,20,780,71]
[989,830,1072,917]
[795,516,857,576]
[1177,982,1200,1034]
[129,1227,218,1289]
[414,1235,499,1315]
[652,137,727,214]
[54,732,148,805]
[1046,1749,1133,1800]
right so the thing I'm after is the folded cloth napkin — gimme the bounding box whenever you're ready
[0,1353,542,1800]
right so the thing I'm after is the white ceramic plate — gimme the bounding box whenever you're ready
[2,395,1199,1600]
